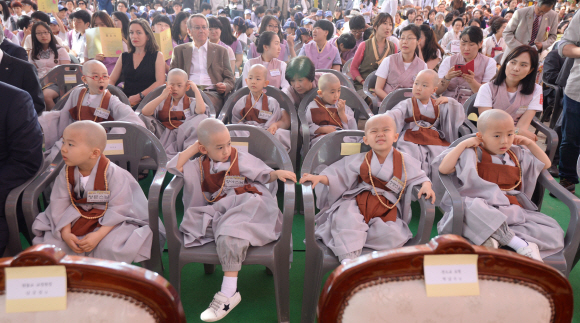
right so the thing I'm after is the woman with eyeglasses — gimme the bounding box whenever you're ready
[109,19,165,107]
[350,12,397,92]
[247,15,293,62]
[29,21,70,110]
[83,11,128,75]
[75,0,92,14]
[437,26,496,104]
[375,25,427,102]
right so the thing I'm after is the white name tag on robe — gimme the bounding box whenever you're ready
[183,108,192,118]
[386,176,404,194]
[94,107,110,119]
[5,266,67,313]
[87,190,111,203]
[270,69,281,76]
[516,106,528,115]
[258,110,273,120]
[424,254,480,297]
[225,175,246,188]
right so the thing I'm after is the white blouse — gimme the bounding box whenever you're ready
[29,47,70,79]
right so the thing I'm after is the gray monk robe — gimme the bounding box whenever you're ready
[434,146,564,258]
[167,147,282,248]
[39,87,146,161]
[141,95,209,159]
[386,97,464,179]
[305,96,358,148]
[230,93,291,152]
[314,148,430,260]
[32,155,158,263]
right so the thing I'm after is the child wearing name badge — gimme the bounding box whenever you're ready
[32,121,157,263]
[167,118,296,321]
[141,69,208,159]
[474,45,543,142]
[297,19,341,70]
[39,60,145,162]
[386,70,465,179]
[232,64,292,152]
[305,73,358,147]
[299,114,435,263]
[436,110,564,262]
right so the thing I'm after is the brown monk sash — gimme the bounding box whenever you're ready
[356,149,404,224]
[69,88,115,122]
[476,148,522,207]
[158,95,191,129]
[239,93,269,124]
[66,154,110,236]
[403,98,450,146]
[200,147,262,203]
[311,97,343,139]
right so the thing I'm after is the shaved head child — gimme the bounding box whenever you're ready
[437,110,564,262]
[385,69,465,179]
[168,118,296,321]
[141,68,208,158]
[305,73,358,147]
[231,64,292,152]
[38,60,145,162]
[300,114,435,263]
[32,121,157,263]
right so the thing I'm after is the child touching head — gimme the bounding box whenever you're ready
[61,120,107,176]
[412,69,448,106]
[82,60,110,95]
[314,73,347,135]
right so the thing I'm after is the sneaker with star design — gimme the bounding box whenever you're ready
[200,291,241,322]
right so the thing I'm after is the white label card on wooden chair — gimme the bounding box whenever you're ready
[232,142,249,153]
[64,74,77,84]
[5,266,67,313]
[340,143,361,155]
[423,254,479,297]
[104,139,124,155]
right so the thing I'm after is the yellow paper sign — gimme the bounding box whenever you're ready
[85,27,124,58]
[231,141,249,153]
[37,0,58,14]
[5,266,67,313]
[104,139,124,155]
[424,254,479,297]
[154,29,173,61]
[468,113,478,122]
[341,143,361,155]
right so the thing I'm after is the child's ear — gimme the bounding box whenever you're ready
[198,144,208,155]
[81,75,87,84]
[394,132,399,143]
[317,89,322,96]
[185,83,191,91]
[264,80,269,86]
[362,135,368,145]
[92,148,102,159]
[476,132,483,139]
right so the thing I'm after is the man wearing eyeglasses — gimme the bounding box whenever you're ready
[170,14,234,114]
[502,0,558,63]
[339,15,366,62]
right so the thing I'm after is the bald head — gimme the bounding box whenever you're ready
[197,118,228,146]
[416,69,440,87]
[82,60,107,75]
[248,64,268,79]
[168,68,189,83]
[318,73,341,91]
[65,121,107,152]
[477,109,514,133]
[365,114,396,133]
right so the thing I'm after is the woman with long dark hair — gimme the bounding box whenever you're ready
[171,11,191,46]
[475,45,541,141]
[437,26,496,104]
[29,21,70,110]
[452,0,466,14]
[350,12,397,92]
[248,15,293,61]
[112,11,130,42]
[218,16,243,72]
[375,25,427,102]
[419,24,444,70]
[84,11,128,74]
[207,17,236,74]
[109,19,165,107]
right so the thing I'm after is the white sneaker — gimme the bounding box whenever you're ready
[482,237,499,249]
[200,291,241,322]
[517,242,543,263]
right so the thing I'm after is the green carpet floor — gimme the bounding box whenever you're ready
[146,172,580,323]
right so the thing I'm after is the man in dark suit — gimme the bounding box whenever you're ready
[0,50,46,115]
[0,81,44,256]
